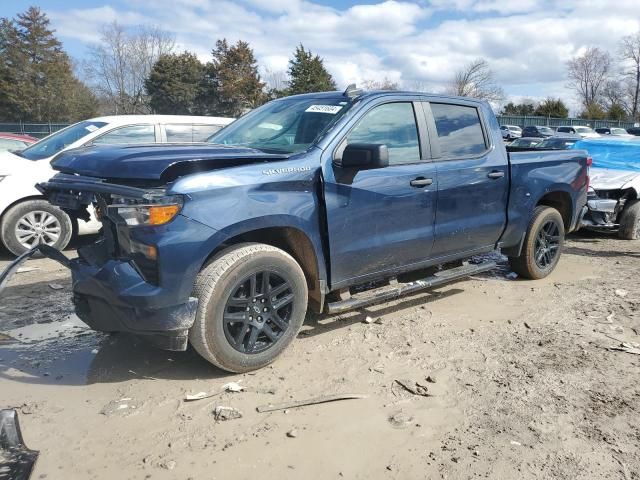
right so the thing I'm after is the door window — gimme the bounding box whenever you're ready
[346,102,420,164]
[430,103,487,158]
[93,125,156,144]
[165,124,193,142]
[193,124,223,141]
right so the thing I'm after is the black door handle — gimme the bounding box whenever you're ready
[487,171,505,179]
[410,177,433,187]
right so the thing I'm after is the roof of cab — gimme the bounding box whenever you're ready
[85,114,235,125]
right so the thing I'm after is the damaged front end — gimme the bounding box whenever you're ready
[581,186,631,231]
[0,173,206,351]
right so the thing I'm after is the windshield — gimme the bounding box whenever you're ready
[509,126,522,131]
[537,138,578,149]
[574,126,594,134]
[208,96,351,153]
[611,128,628,135]
[539,127,553,134]
[20,120,108,160]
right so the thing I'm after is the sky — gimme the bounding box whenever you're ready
[2,0,640,114]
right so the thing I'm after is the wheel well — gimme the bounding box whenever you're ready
[537,191,572,229]
[207,227,324,312]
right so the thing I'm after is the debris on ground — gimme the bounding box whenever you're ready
[607,342,640,355]
[505,272,518,280]
[222,381,245,392]
[160,460,177,470]
[286,429,298,438]
[363,316,374,324]
[100,398,140,416]
[425,375,436,384]
[16,266,39,274]
[256,393,368,413]
[393,379,431,397]
[615,289,628,298]
[213,406,242,421]
[388,411,414,429]
[48,283,64,290]
[184,381,245,402]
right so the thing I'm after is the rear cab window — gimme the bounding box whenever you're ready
[429,103,487,158]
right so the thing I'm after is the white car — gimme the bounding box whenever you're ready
[0,115,234,256]
[500,125,522,140]
[556,126,600,138]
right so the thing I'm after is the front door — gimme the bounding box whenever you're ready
[323,101,437,288]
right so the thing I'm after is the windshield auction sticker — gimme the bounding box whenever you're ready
[305,105,343,114]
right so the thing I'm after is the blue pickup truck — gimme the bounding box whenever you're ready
[0,88,589,372]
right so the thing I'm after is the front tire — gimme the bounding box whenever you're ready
[190,243,308,373]
[508,206,565,280]
[618,200,640,240]
[0,200,73,256]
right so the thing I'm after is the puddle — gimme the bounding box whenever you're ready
[0,314,220,386]
[0,315,104,385]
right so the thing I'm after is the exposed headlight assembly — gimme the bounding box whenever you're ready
[108,195,183,227]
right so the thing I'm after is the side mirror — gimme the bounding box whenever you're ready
[335,143,389,169]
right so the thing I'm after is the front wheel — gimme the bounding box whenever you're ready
[508,206,565,280]
[618,200,640,240]
[189,243,308,373]
[0,200,73,256]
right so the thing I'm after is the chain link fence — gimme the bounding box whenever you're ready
[1,116,638,139]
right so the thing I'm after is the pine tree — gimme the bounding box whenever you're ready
[534,98,569,118]
[0,7,97,121]
[287,44,336,95]
[146,52,205,114]
[201,39,265,117]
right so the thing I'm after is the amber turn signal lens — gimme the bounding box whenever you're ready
[148,205,180,225]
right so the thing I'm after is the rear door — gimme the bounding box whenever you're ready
[424,101,509,258]
[323,99,437,288]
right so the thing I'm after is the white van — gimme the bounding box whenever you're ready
[0,115,234,256]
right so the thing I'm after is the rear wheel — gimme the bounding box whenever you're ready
[618,200,640,240]
[508,206,565,280]
[0,200,73,256]
[190,243,308,373]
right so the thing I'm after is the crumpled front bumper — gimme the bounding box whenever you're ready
[0,244,198,351]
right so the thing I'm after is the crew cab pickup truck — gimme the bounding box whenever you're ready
[0,89,590,373]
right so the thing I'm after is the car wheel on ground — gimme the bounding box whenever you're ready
[189,243,308,373]
[508,206,565,280]
[0,199,73,256]
[618,200,640,240]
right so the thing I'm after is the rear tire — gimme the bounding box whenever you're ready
[618,200,640,240]
[0,200,73,257]
[508,206,565,280]
[189,243,308,373]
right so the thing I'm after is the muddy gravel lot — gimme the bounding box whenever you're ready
[1,232,639,480]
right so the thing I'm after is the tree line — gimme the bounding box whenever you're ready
[2,6,640,123]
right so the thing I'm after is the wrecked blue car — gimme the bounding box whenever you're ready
[0,89,590,372]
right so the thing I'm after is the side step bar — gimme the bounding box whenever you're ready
[326,261,496,314]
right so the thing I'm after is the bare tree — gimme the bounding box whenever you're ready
[445,58,504,102]
[361,77,399,90]
[263,67,289,92]
[620,31,640,120]
[566,47,611,110]
[85,22,174,114]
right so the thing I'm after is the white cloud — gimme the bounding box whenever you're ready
[46,0,640,108]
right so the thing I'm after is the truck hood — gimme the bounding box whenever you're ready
[50,144,291,182]
[590,167,640,192]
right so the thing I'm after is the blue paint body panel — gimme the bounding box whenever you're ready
[38,91,589,347]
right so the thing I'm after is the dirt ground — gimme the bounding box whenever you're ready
[1,232,639,480]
